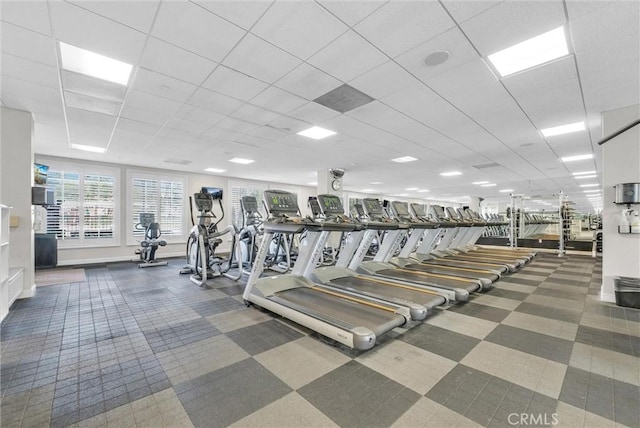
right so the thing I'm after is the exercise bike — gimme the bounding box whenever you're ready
[134,213,168,268]
[179,187,241,286]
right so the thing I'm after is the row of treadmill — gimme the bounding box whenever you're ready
[242,190,536,351]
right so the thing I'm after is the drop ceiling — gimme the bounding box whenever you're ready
[1,0,639,213]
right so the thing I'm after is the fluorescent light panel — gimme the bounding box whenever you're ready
[297,126,336,140]
[370,181,383,185]
[580,184,599,188]
[583,189,601,193]
[541,121,585,137]
[440,171,462,177]
[418,189,430,193]
[228,157,254,165]
[472,181,489,185]
[204,168,226,173]
[59,42,132,86]
[488,26,568,77]
[70,143,106,153]
[575,175,597,179]
[499,189,514,193]
[561,153,593,162]
[481,183,497,187]
[405,187,418,191]
[391,156,418,163]
[573,170,596,176]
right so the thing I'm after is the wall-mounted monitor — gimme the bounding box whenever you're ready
[34,163,49,185]
[202,187,223,200]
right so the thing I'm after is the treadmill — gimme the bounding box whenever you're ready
[428,205,520,272]
[346,198,483,302]
[386,201,500,289]
[304,195,447,321]
[242,190,410,351]
[462,209,536,260]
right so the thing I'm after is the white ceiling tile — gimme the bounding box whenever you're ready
[251,1,347,60]
[287,101,341,124]
[49,1,147,65]
[395,27,480,83]
[1,22,57,66]
[440,0,503,24]
[120,106,172,126]
[274,63,342,101]
[61,70,127,103]
[223,33,302,83]
[64,92,121,116]
[202,65,269,101]
[174,105,225,127]
[1,53,59,89]
[165,117,210,136]
[131,68,197,103]
[115,118,162,136]
[139,37,218,85]
[571,3,639,55]
[249,87,307,115]
[192,0,272,30]
[502,56,577,95]
[1,0,52,35]
[515,78,585,129]
[349,60,417,100]
[246,125,290,142]
[216,116,260,134]
[460,0,566,56]
[316,0,387,27]
[266,116,310,134]
[124,90,182,115]
[152,1,245,62]
[307,30,388,82]
[346,100,397,125]
[66,106,117,128]
[566,0,623,21]
[67,0,160,33]
[187,87,244,115]
[355,1,455,58]
[230,104,280,126]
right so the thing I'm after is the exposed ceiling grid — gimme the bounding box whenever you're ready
[1,0,638,213]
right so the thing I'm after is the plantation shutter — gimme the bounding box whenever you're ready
[83,174,115,239]
[160,180,183,236]
[230,182,266,229]
[131,178,159,237]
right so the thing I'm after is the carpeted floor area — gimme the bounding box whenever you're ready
[1,253,638,427]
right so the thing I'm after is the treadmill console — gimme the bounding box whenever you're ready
[410,203,428,218]
[362,198,384,217]
[194,192,213,212]
[317,194,344,216]
[308,197,323,218]
[432,205,447,219]
[445,206,460,220]
[264,190,300,216]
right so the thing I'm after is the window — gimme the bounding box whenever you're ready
[45,163,119,247]
[128,171,186,244]
[229,180,267,229]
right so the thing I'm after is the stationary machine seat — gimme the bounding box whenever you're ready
[135,213,168,268]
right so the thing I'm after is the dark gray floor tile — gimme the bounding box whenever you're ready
[176,358,291,427]
[189,297,244,317]
[399,324,480,362]
[444,302,512,323]
[534,287,586,300]
[485,325,574,364]
[298,360,420,427]
[514,302,582,324]
[575,325,640,357]
[141,318,221,353]
[488,288,530,301]
[226,319,304,356]
[501,278,542,287]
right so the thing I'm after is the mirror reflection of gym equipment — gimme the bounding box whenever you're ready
[134,213,167,268]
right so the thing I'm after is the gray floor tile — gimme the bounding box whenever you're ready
[514,301,582,324]
[298,360,420,427]
[226,319,304,356]
[399,323,481,362]
[575,325,640,357]
[175,358,292,427]
[141,318,221,353]
[488,324,574,364]
[189,296,245,317]
[487,288,530,301]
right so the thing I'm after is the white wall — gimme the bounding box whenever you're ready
[601,104,640,302]
[1,107,36,297]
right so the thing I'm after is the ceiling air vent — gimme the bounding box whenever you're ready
[313,84,375,113]
[473,162,502,170]
[164,159,192,165]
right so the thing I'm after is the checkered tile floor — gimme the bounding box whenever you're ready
[2,253,639,427]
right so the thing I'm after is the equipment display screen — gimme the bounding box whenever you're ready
[363,198,383,215]
[317,194,344,215]
[194,193,213,212]
[264,190,299,214]
[391,201,410,216]
[241,196,259,212]
[308,197,322,216]
[445,207,459,219]
[432,205,446,218]
[411,203,427,217]
[202,187,223,200]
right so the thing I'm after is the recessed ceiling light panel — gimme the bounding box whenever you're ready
[472,181,489,185]
[561,154,593,162]
[204,168,226,173]
[481,183,497,187]
[228,157,254,165]
[573,170,596,176]
[541,121,585,137]
[499,189,514,193]
[575,175,597,179]
[297,126,336,140]
[391,156,418,163]
[487,26,568,77]
[583,189,601,193]
[71,143,106,153]
[59,42,133,86]
[580,184,599,188]
[440,171,462,177]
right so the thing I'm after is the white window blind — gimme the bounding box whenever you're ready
[230,181,266,229]
[45,164,118,247]
[128,172,185,244]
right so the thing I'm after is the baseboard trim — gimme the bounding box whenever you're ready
[20,283,36,298]
[57,252,185,267]
[600,290,616,303]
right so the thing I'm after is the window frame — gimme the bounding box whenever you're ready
[126,170,188,246]
[43,160,120,249]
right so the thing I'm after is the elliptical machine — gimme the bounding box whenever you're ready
[134,213,168,268]
[237,196,263,275]
[179,187,241,286]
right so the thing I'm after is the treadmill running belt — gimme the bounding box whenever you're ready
[330,276,446,309]
[273,287,404,337]
[405,263,499,283]
[376,269,479,293]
